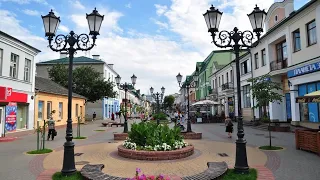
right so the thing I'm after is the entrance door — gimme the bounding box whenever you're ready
[285,93,292,122]
[0,107,4,137]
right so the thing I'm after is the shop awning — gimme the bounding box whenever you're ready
[296,90,320,103]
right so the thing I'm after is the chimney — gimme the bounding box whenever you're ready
[60,52,68,58]
[108,64,114,69]
[92,55,100,60]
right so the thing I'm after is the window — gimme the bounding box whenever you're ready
[219,77,221,87]
[59,102,63,119]
[222,75,224,85]
[10,53,19,78]
[276,41,287,61]
[243,85,251,108]
[230,70,233,82]
[38,101,44,120]
[307,20,317,46]
[212,80,215,89]
[274,15,278,22]
[261,49,266,66]
[292,29,301,52]
[226,72,229,83]
[76,104,79,117]
[241,60,251,75]
[254,53,259,69]
[47,101,52,119]
[24,59,31,82]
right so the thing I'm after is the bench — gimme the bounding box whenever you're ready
[81,164,126,180]
[111,123,124,127]
[101,122,113,127]
[182,162,228,180]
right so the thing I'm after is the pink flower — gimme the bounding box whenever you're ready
[136,168,141,173]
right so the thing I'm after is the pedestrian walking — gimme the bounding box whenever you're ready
[225,116,233,138]
[111,112,115,120]
[47,118,56,141]
[92,112,96,121]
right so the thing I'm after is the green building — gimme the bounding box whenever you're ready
[196,50,234,101]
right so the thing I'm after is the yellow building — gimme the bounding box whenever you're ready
[34,76,86,127]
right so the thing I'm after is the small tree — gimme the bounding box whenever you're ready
[248,74,283,148]
[163,95,175,111]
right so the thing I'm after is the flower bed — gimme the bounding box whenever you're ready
[118,144,194,161]
[181,132,202,139]
[127,168,170,180]
[118,122,194,160]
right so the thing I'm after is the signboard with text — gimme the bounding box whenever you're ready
[5,102,17,132]
[288,61,320,78]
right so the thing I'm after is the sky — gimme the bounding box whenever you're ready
[0,0,310,95]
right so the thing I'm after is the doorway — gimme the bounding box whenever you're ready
[285,93,292,122]
[0,107,4,137]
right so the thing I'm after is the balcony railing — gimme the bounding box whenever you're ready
[222,82,234,91]
[270,59,288,71]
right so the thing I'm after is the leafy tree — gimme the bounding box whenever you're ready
[247,74,283,118]
[48,64,116,102]
[247,73,283,148]
[163,95,175,111]
[47,63,68,87]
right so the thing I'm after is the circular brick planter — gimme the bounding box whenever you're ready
[181,132,202,139]
[114,133,128,140]
[118,145,194,161]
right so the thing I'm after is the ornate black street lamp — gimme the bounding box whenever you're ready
[203,4,266,174]
[176,71,198,132]
[41,8,104,176]
[115,74,137,133]
[150,86,165,125]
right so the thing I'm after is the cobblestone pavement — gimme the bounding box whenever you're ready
[1,120,320,180]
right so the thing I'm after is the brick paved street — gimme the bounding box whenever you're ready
[1,120,320,180]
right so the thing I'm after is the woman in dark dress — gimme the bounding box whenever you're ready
[225,116,233,138]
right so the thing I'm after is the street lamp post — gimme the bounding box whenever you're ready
[203,4,266,174]
[41,8,104,176]
[176,71,198,132]
[150,86,165,125]
[115,74,137,133]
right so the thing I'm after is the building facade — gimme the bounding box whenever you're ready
[34,76,86,127]
[0,31,40,137]
[36,54,121,120]
[250,0,320,127]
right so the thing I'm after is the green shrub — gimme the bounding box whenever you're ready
[152,112,167,120]
[128,121,183,148]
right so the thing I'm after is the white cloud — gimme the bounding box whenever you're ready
[22,9,40,16]
[71,7,123,34]
[155,0,274,56]
[154,4,167,16]
[150,18,168,29]
[125,3,131,8]
[71,0,85,10]
[58,24,69,33]
[0,0,48,5]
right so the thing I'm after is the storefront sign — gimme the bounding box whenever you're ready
[0,86,27,103]
[288,61,320,78]
[296,96,320,103]
[5,102,17,132]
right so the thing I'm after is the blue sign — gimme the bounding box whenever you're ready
[288,61,320,78]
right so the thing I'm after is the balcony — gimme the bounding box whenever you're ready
[270,59,288,71]
[222,82,234,91]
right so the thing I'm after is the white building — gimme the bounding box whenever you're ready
[0,31,41,137]
[250,0,320,128]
